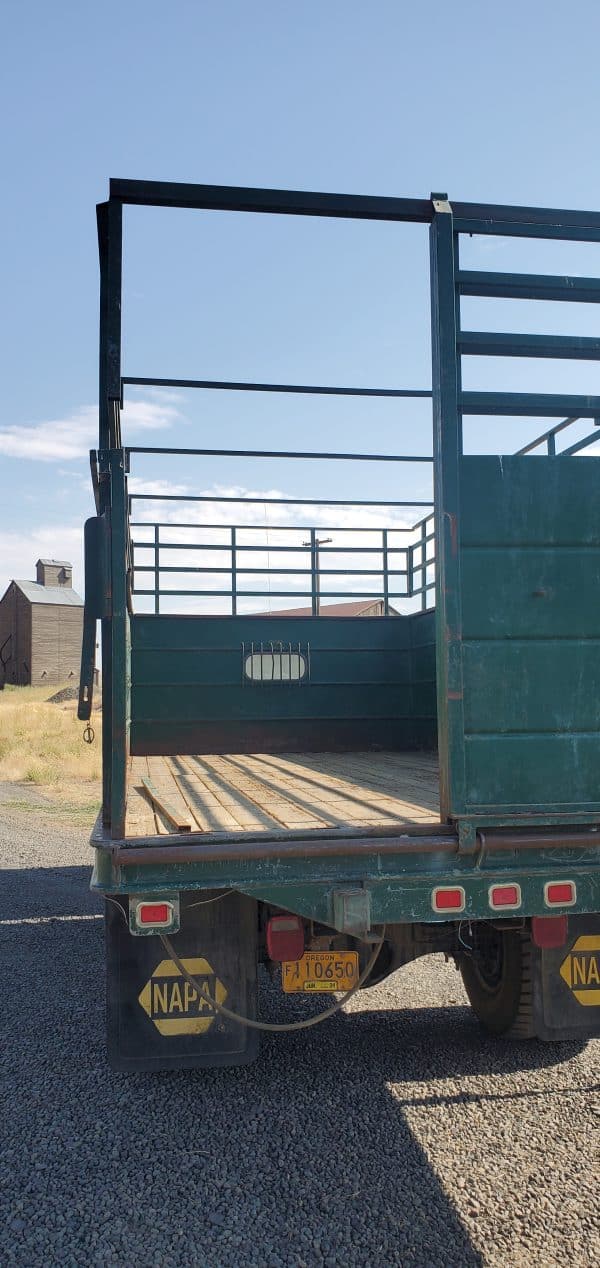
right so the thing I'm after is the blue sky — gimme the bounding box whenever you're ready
[2,0,600,608]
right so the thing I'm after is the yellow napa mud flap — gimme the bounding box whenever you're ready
[534,915,600,1040]
[106,891,258,1071]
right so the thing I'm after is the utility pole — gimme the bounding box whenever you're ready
[303,531,332,615]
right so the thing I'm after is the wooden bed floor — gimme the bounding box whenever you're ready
[126,752,440,839]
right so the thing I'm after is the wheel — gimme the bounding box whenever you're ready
[459,924,535,1039]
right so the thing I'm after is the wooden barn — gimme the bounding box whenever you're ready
[0,559,83,687]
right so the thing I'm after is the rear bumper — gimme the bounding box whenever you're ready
[90,821,600,928]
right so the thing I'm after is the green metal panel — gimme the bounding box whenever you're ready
[459,456,600,820]
[462,550,600,638]
[409,610,436,732]
[463,641,600,733]
[132,683,413,722]
[134,647,413,686]
[132,613,412,650]
[465,735,600,810]
[461,454,600,543]
[129,612,437,755]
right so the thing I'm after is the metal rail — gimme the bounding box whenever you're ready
[129,493,433,508]
[122,376,432,399]
[130,510,435,615]
[515,415,600,456]
[127,446,433,462]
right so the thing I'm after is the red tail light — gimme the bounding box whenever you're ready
[137,902,173,926]
[489,883,521,910]
[266,915,305,961]
[432,886,466,913]
[544,881,576,908]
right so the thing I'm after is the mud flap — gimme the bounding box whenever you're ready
[106,891,259,1071]
[533,914,600,1041]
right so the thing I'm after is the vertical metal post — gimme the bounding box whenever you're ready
[109,451,130,839]
[421,517,428,612]
[303,533,332,615]
[309,529,318,615]
[97,200,123,450]
[97,200,123,828]
[154,525,160,615]
[382,529,390,613]
[547,431,556,456]
[430,196,467,821]
[231,527,237,616]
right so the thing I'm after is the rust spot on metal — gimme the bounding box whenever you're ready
[447,690,463,701]
[111,832,458,867]
[446,511,458,557]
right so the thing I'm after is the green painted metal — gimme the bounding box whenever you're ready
[91,842,600,927]
[457,457,600,821]
[90,180,600,924]
[109,452,130,838]
[129,611,437,755]
[429,199,466,821]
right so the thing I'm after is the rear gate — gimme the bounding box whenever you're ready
[431,200,600,838]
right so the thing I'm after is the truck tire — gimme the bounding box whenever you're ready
[459,924,535,1039]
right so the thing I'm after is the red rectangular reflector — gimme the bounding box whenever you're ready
[432,887,465,913]
[544,881,576,908]
[266,915,305,962]
[138,902,171,925]
[489,884,521,910]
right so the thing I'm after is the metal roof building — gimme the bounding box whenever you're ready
[258,599,399,617]
[0,559,83,687]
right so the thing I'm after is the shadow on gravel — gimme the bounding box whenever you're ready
[0,865,592,1268]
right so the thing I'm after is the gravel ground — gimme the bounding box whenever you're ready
[0,789,598,1268]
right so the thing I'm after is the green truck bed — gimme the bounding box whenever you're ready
[80,180,600,1069]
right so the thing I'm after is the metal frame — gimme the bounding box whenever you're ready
[128,499,434,615]
[429,195,600,840]
[96,179,600,860]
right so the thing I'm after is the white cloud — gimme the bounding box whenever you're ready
[0,478,432,615]
[130,482,423,533]
[128,476,190,498]
[0,398,183,462]
[129,482,431,616]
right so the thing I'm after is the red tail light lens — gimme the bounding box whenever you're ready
[432,887,466,913]
[137,902,172,926]
[266,915,305,961]
[489,884,521,910]
[532,915,568,949]
[544,881,576,908]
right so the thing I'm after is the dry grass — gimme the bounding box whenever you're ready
[0,683,102,808]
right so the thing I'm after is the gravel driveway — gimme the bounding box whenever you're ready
[1,790,598,1267]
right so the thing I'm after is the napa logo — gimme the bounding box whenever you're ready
[559,937,600,1007]
[138,957,227,1035]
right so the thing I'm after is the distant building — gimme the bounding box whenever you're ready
[0,559,83,686]
[259,599,399,617]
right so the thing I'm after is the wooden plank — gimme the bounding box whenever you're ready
[126,757,157,837]
[125,750,441,838]
[141,776,193,833]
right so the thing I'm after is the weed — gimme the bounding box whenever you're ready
[0,684,101,806]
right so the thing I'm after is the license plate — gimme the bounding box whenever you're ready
[282,950,359,993]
